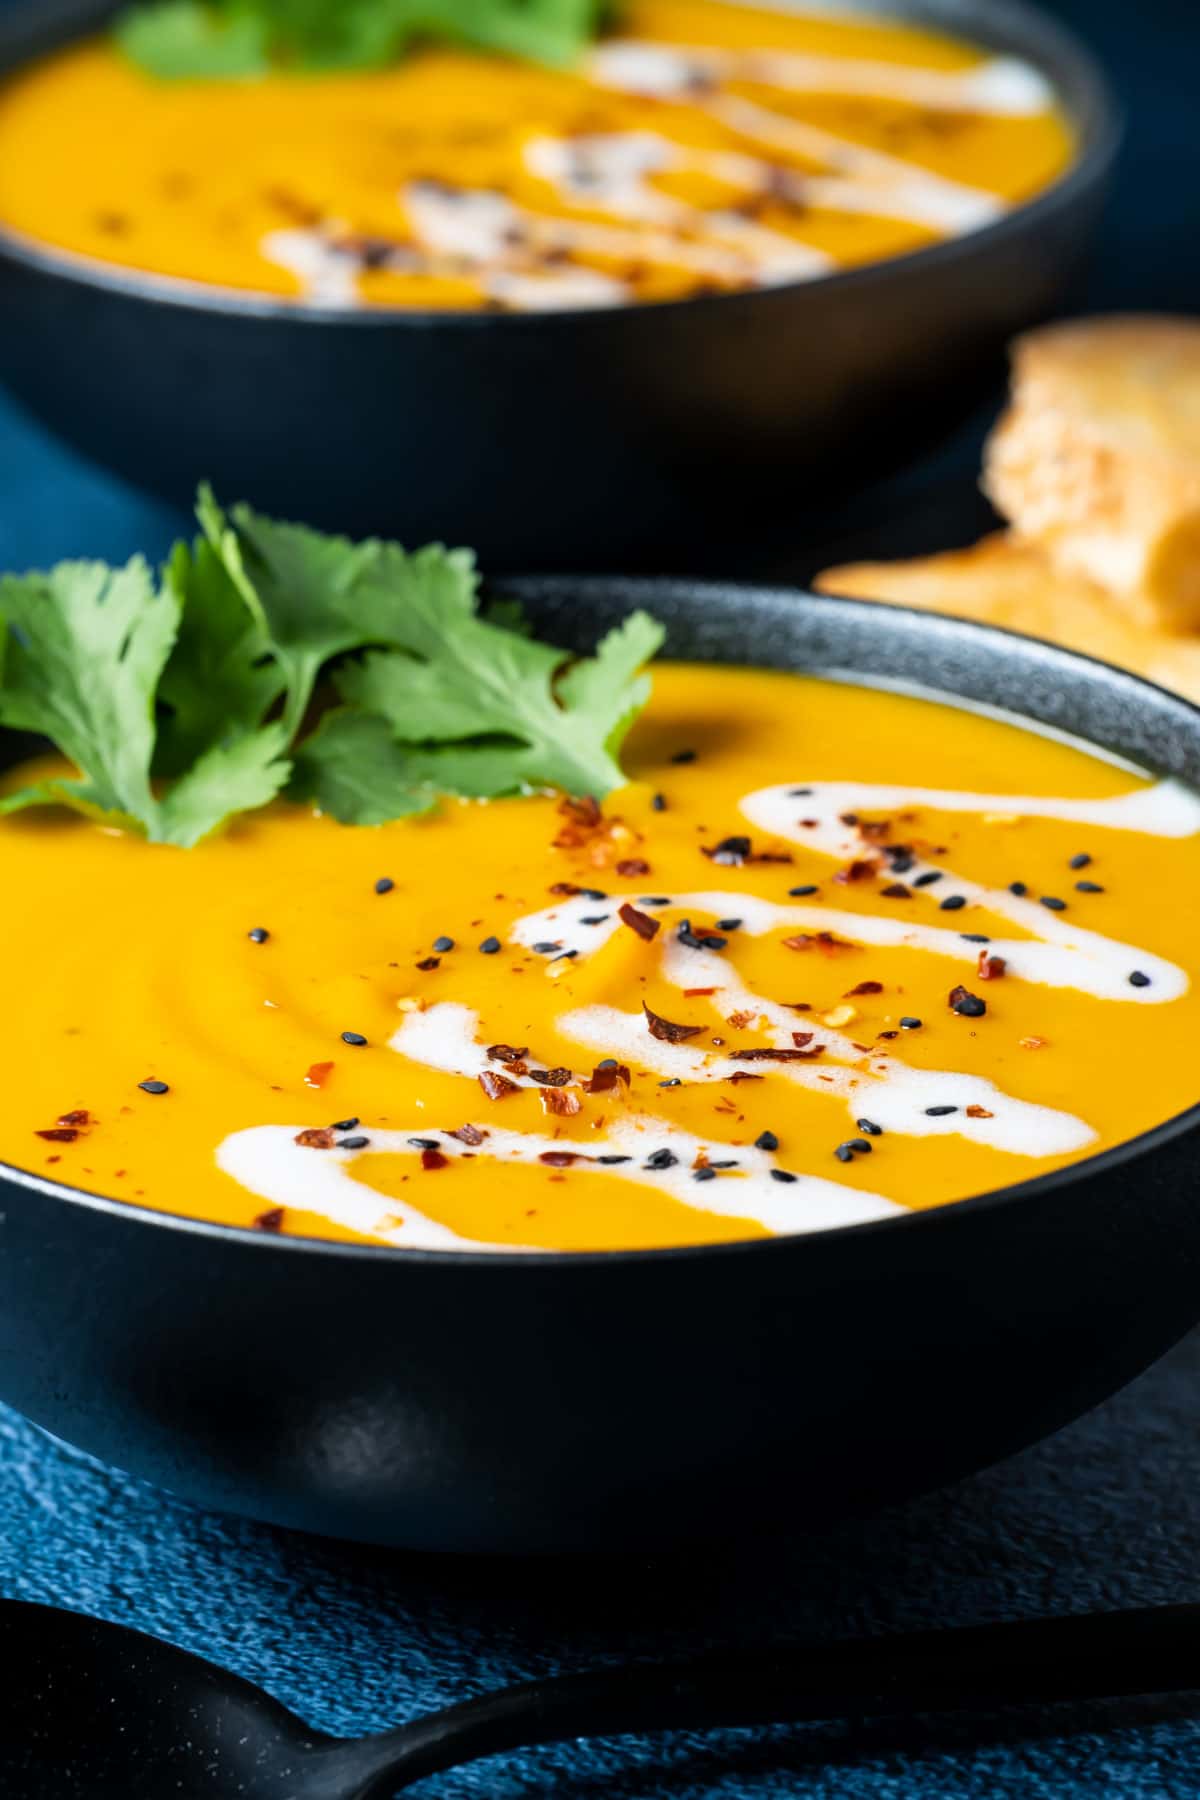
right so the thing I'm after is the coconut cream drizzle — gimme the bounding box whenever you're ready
[260,31,1055,308]
[218,773,1194,1247]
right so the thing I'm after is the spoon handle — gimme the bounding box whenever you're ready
[348,1602,1200,1794]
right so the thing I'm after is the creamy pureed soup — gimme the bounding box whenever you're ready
[0,0,1072,311]
[2,665,1199,1252]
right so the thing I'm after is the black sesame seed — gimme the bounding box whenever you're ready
[939,895,967,912]
[532,941,560,954]
[899,1016,923,1030]
[1039,895,1067,912]
[788,787,813,797]
[659,1077,682,1088]
[834,1144,854,1164]
[788,884,819,897]
[645,1148,678,1170]
[701,935,728,952]
[914,871,942,887]
[597,1154,632,1164]
[1129,970,1152,988]
[888,855,915,875]
[338,1135,370,1150]
[640,897,671,907]
[651,793,667,812]
[769,1168,797,1184]
[248,927,270,944]
[670,749,697,764]
[579,914,610,926]
[856,1119,883,1136]
[582,889,608,902]
[846,1139,873,1155]
[597,1057,618,1069]
[552,949,579,962]
[416,956,441,971]
[479,937,502,955]
[341,1031,368,1047]
[432,936,455,953]
[138,1079,169,1095]
[375,877,394,895]
[755,1129,779,1151]
[1069,852,1092,870]
[925,1104,958,1117]
[708,1160,739,1169]
[960,933,990,943]
[693,1166,717,1182]
[950,992,987,1018]
[408,1137,441,1150]
[330,1117,360,1132]
[1009,880,1028,897]
[1076,881,1105,894]
[716,918,743,932]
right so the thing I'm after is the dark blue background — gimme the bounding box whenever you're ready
[2,3,1200,1795]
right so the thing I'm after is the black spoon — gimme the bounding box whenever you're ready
[2,1598,1197,1797]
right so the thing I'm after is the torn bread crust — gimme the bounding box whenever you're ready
[983,316,1200,634]
[815,532,1200,706]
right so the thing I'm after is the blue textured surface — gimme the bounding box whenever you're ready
[1,0,1200,1791]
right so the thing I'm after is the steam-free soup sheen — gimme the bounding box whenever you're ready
[3,666,1198,1252]
[0,0,1072,309]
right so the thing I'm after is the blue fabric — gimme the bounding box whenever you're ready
[2,0,1200,1791]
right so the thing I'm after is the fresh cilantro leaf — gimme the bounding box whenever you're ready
[0,558,177,832]
[115,1,271,78]
[289,712,439,825]
[115,0,606,79]
[157,723,293,846]
[156,535,285,776]
[199,487,380,743]
[335,543,666,799]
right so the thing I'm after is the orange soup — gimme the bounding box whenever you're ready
[1,663,1198,1252]
[0,0,1073,309]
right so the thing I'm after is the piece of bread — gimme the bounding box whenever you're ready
[816,532,1200,705]
[983,316,1200,633]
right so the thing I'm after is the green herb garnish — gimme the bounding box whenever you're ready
[0,488,664,846]
[115,0,607,79]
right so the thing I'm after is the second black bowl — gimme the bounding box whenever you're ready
[0,0,1117,567]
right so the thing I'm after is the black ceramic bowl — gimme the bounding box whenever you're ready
[0,0,1118,568]
[1,583,1198,1555]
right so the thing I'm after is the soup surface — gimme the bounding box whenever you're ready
[0,0,1072,310]
[2,664,1198,1252]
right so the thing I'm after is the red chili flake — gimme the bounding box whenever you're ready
[977,953,1008,981]
[478,1070,519,1100]
[949,985,988,1018]
[529,1066,572,1086]
[618,901,660,942]
[844,981,884,996]
[254,1207,285,1233]
[36,1127,80,1143]
[966,1104,995,1119]
[449,1123,488,1145]
[750,851,794,865]
[421,1147,449,1171]
[791,1031,815,1048]
[877,1030,900,1040]
[858,819,892,840]
[416,956,441,971]
[783,931,854,955]
[304,1061,335,1089]
[57,1109,91,1127]
[504,1060,530,1077]
[644,1002,705,1043]
[549,881,581,896]
[835,860,877,884]
[685,987,718,998]
[486,1043,529,1063]
[542,1088,582,1116]
[295,1127,337,1149]
[880,883,912,899]
[559,794,601,828]
[731,1045,824,1062]
[726,1008,755,1029]
[584,1062,630,1094]
[616,858,651,877]
[539,1151,579,1168]
[726,1071,765,1084]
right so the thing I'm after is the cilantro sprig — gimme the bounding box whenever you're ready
[115,0,607,79]
[0,488,664,847]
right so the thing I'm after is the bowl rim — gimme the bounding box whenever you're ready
[4,582,1198,1270]
[0,0,1123,328]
